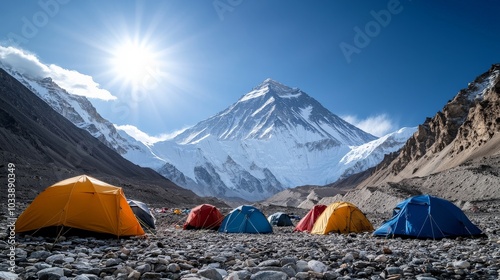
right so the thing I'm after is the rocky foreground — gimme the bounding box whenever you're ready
[1,211,499,280]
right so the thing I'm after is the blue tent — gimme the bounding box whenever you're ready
[219,205,273,234]
[373,194,483,239]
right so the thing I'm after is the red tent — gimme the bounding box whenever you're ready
[183,204,224,230]
[294,204,327,232]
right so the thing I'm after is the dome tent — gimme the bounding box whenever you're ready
[268,212,294,227]
[219,205,272,234]
[294,204,327,232]
[183,204,224,230]
[373,194,483,239]
[127,199,156,230]
[16,175,144,237]
[311,202,373,234]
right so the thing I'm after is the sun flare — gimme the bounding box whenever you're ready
[111,42,157,86]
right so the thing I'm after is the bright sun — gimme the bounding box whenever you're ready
[112,42,157,86]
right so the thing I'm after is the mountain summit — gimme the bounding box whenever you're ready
[151,79,406,200]
[174,78,376,145]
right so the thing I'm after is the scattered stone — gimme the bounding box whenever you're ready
[140,272,162,279]
[296,260,309,272]
[37,267,64,280]
[167,263,180,273]
[226,270,251,280]
[127,270,141,280]
[45,253,65,264]
[5,211,499,280]
[452,260,471,269]
[105,258,121,267]
[308,260,327,273]
[250,270,288,280]
[198,267,223,280]
[136,264,151,274]
[29,250,51,260]
[258,259,280,267]
[374,254,388,262]
[0,272,18,280]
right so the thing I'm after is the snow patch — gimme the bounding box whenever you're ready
[299,105,313,120]
[278,91,302,99]
[466,69,499,101]
[252,97,275,116]
[240,87,268,102]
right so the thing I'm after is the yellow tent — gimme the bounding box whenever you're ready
[310,201,373,234]
[16,175,145,237]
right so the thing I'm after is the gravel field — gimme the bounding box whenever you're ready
[1,207,499,280]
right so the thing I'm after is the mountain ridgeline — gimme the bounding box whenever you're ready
[0,61,414,202]
[0,68,223,207]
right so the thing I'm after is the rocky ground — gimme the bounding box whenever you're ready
[0,205,499,280]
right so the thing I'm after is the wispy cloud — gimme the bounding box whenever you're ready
[115,124,187,144]
[342,114,396,137]
[0,45,116,100]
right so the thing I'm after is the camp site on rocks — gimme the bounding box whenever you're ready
[1,186,499,279]
[1,8,500,278]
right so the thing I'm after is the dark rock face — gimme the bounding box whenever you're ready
[0,68,222,207]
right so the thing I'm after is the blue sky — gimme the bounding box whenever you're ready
[1,1,499,140]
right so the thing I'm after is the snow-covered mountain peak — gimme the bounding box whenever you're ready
[172,79,376,145]
[257,78,288,89]
[251,78,301,99]
[240,78,299,102]
[151,75,409,199]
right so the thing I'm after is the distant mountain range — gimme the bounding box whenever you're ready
[0,61,415,201]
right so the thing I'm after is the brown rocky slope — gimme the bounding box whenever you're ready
[265,64,500,214]
[340,64,500,213]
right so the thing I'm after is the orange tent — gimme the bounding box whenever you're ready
[311,202,373,235]
[294,204,327,232]
[16,175,145,237]
[183,204,224,230]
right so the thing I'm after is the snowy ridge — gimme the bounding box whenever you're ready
[465,68,499,101]
[0,63,414,201]
[150,79,411,199]
[338,127,417,179]
[0,63,165,169]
